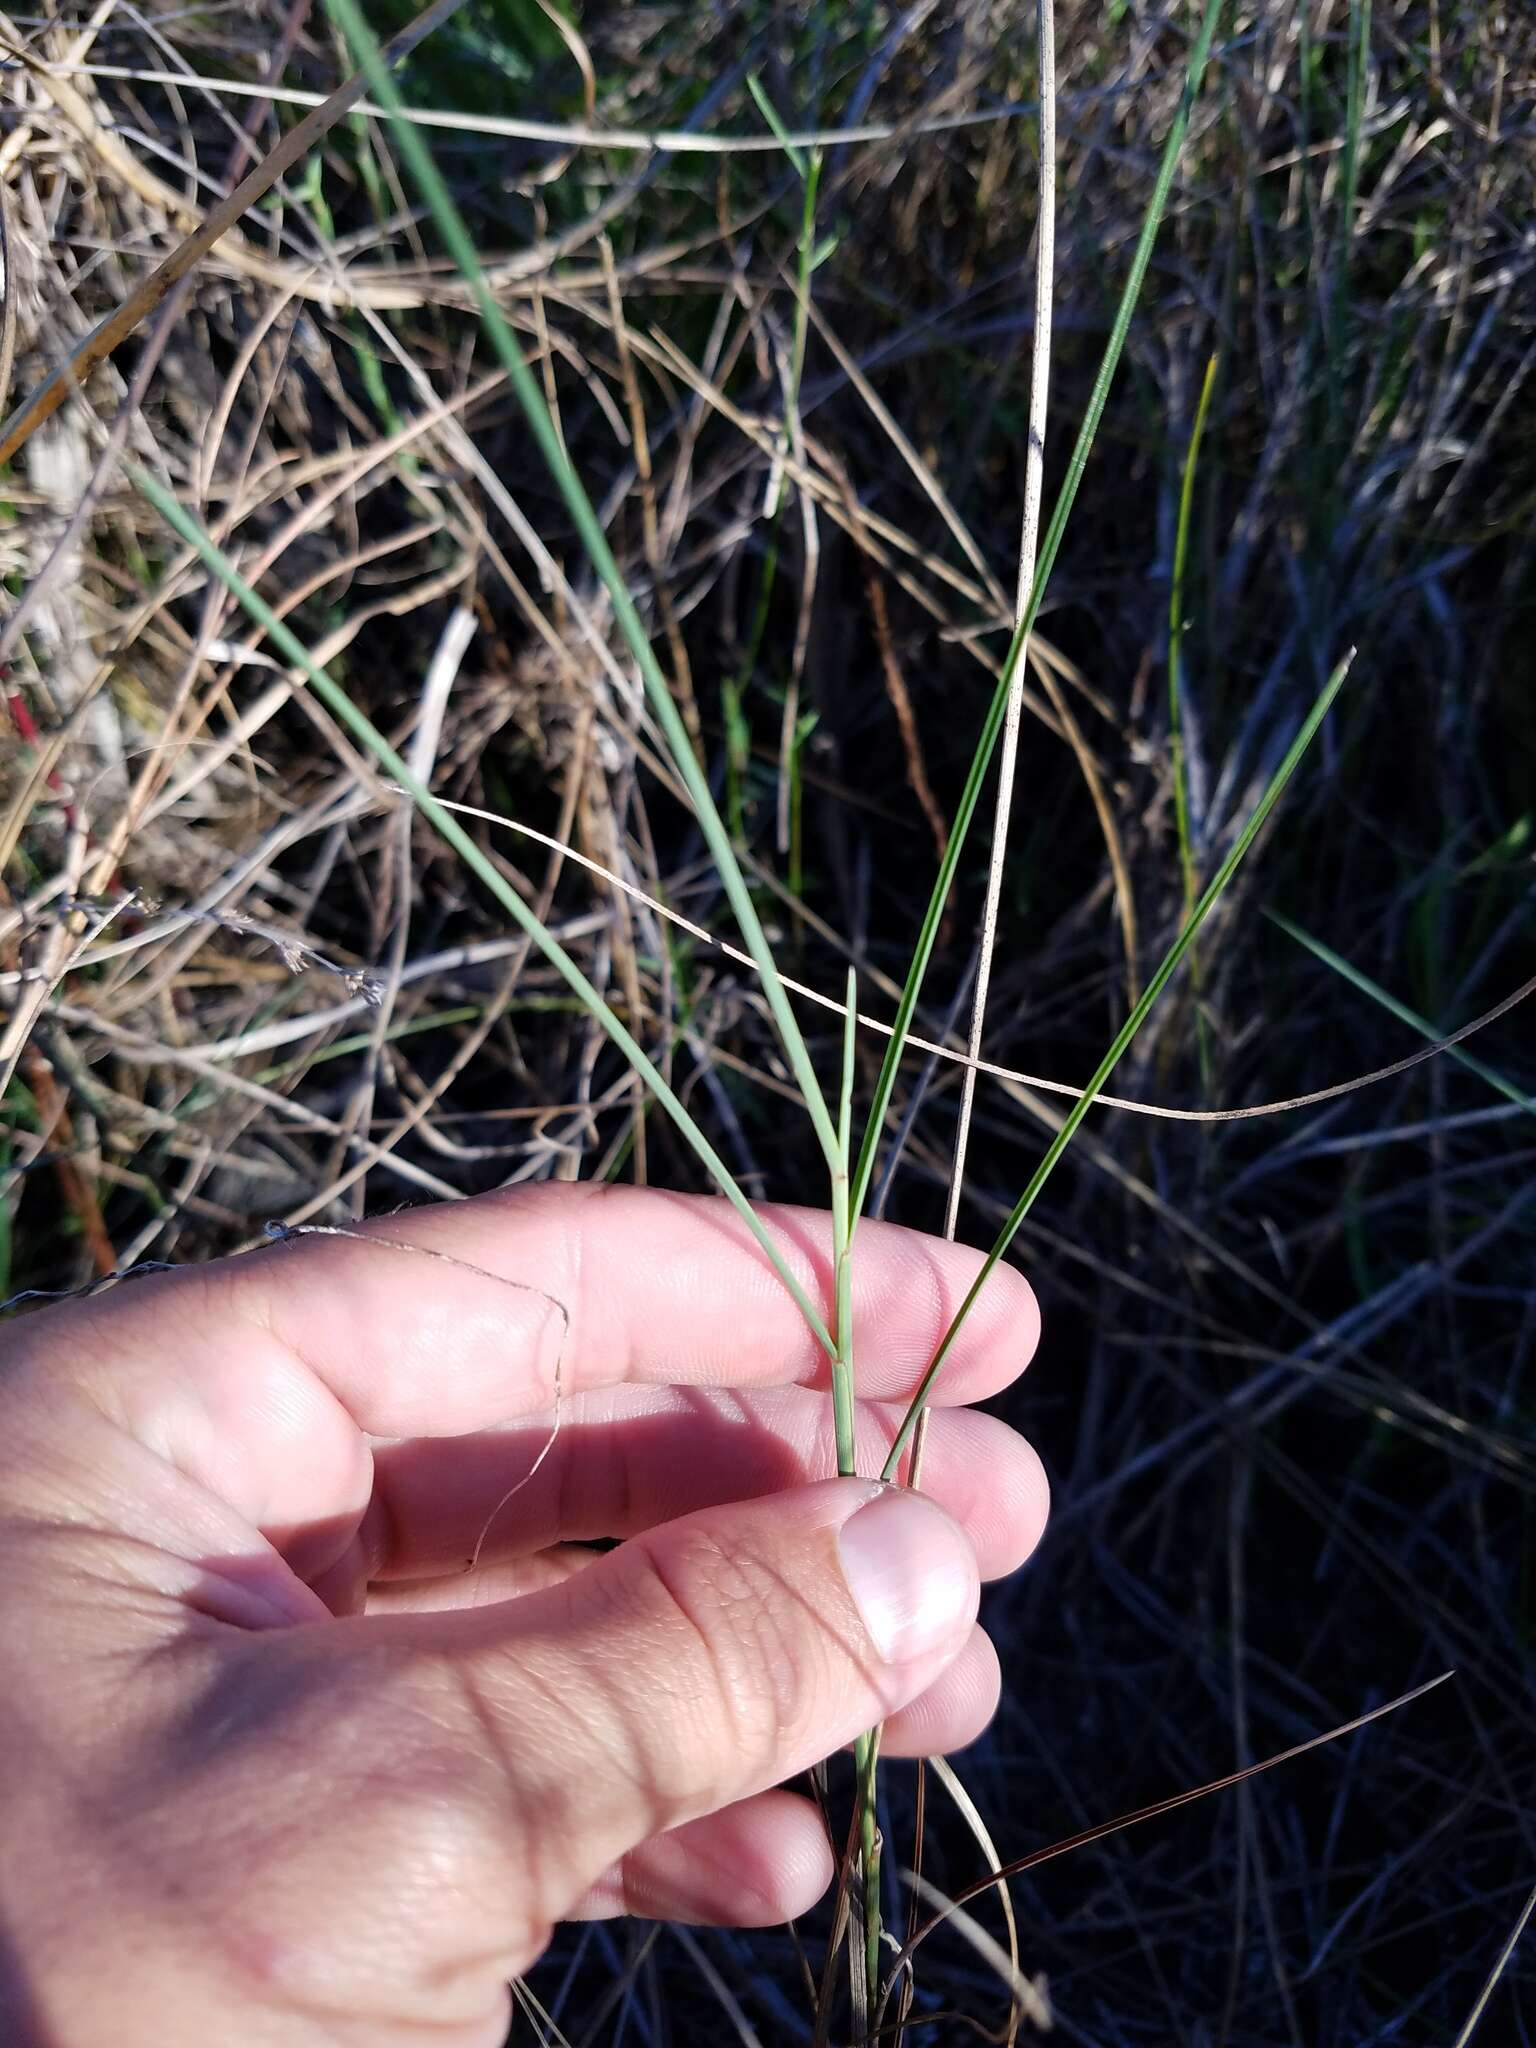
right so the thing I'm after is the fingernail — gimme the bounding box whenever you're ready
[837,1487,977,1664]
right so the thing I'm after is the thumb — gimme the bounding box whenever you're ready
[429,1476,979,1922]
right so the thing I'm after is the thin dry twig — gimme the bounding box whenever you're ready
[865,568,949,868]
[880,1673,1457,2009]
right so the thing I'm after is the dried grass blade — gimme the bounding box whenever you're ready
[882,1670,1455,2002]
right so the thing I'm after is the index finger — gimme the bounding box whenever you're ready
[4,1184,1037,1536]
[263,1183,1039,1420]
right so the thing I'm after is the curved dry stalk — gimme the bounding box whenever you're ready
[924,1756,1035,2038]
[58,787,1522,1124]
[48,57,1080,157]
[902,1869,1051,2033]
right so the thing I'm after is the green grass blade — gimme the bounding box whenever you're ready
[1267,912,1535,1114]
[133,465,836,1359]
[880,650,1353,1480]
[746,70,808,178]
[849,0,1229,1222]
[322,0,840,1175]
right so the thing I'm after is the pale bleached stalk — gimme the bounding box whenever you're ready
[896,16,1053,2032]
[926,0,1056,1407]
[942,1,1055,1245]
[1451,1882,1536,2048]
[54,58,1056,158]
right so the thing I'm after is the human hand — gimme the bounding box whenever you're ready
[0,1184,1045,2046]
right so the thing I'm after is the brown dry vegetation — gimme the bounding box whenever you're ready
[2,1,1534,2041]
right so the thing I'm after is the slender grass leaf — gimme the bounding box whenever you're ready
[1268,913,1535,1114]
[133,465,837,1358]
[323,0,841,1174]
[880,649,1353,1479]
[747,70,809,179]
[850,0,1229,1222]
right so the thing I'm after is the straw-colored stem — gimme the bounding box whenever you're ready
[849,0,1229,1228]
[940,0,1056,1268]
